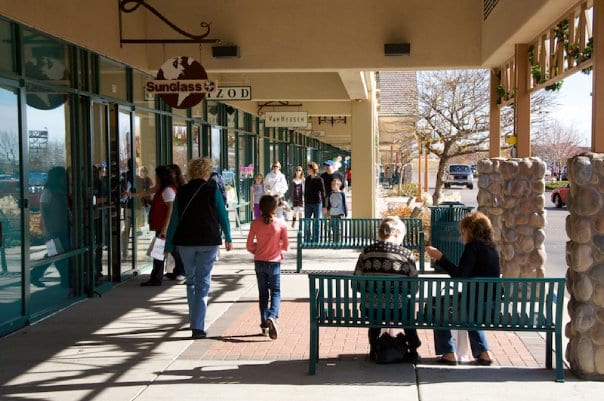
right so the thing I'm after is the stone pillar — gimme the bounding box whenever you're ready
[476,157,546,277]
[565,153,604,380]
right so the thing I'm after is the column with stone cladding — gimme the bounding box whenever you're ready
[565,153,604,379]
[476,157,547,278]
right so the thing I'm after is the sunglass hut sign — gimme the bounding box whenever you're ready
[146,57,216,109]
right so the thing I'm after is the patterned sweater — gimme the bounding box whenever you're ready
[354,241,417,277]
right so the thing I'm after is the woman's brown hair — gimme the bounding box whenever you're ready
[307,162,318,175]
[259,195,278,224]
[460,211,496,248]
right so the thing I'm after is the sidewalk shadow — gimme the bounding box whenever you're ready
[416,364,575,383]
[0,273,251,400]
[162,358,417,386]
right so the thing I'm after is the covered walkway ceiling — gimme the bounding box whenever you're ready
[0,0,583,148]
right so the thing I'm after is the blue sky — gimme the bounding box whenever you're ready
[552,72,593,146]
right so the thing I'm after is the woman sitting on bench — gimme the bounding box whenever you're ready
[354,216,421,363]
[426,211,500,366]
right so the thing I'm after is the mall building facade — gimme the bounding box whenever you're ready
[0,14,344,336]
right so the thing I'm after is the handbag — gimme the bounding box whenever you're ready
[374,332,408,364]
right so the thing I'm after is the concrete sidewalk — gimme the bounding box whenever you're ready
[0,227,603,401]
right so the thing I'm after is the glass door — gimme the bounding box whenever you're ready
[0,85,24,331]
[89,101,113,289]
[116,108,134,276]
[26,85,76,315]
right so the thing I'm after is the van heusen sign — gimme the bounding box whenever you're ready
[146,56,216,109]
[264,111,308,128]
[206,86,252,101]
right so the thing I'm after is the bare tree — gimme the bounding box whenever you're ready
[416,70,557,204]
[532,121,584,174]
[0,130,20,176]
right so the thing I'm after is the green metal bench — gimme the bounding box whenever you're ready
[308,273,566,382]
[297,218,425,273]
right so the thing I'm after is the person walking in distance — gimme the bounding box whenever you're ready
[288,166,305,229]
[264,161,288,198]
[303,162,326,242]
[251,173,264,219]
[246,195,289,339]
[327,178,347,242]
[320,160,345,216]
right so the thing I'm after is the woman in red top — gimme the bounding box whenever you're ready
[246,195,289,339]
[142,165,177,286]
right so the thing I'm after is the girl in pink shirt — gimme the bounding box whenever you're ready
[246,195,289,339]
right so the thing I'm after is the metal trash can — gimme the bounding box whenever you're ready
[429,202,474,271]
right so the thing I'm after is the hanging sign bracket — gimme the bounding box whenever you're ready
[118,0,220,45]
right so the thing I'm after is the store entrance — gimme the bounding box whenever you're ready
[88,101,118,288]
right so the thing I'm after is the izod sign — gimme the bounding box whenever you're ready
[264,112,308,128]
[206,86,252,101]
[146,56,216,109]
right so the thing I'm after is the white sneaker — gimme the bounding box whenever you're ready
[175,275,186,284]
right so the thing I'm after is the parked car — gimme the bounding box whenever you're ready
[551,184,570,208]
[444,164,474,189]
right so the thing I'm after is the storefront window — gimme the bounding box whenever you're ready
[134,110,157,266]
[227,105,236,128]
[192,124,200,159]
[23,29,71,87]
[132,69,155,109]
[172,118,188,174]
[207,101,219,126]
[191,101,204,120]
[0,85,22,327]
[210,126,221,166]
[0,19,14,73]
[99,56,127,101]
[118,110,134,274]
[26,85,75,313]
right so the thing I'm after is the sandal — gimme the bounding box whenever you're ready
[474,358,493,366]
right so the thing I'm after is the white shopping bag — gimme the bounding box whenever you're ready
[452,330,472,361]
[46,238,64,257]
[149,237,166,261]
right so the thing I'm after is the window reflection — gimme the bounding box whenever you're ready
[0,86,22,324]
[23,29,71,87]
[100,57,127,101]
[211,126,221,166]
[26,87,74,310]
[172,119,188,174]
[0,20,14,73]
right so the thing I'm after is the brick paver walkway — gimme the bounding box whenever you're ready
[182,299,541,368]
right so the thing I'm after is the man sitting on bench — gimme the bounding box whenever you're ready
[354,216,421,363]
